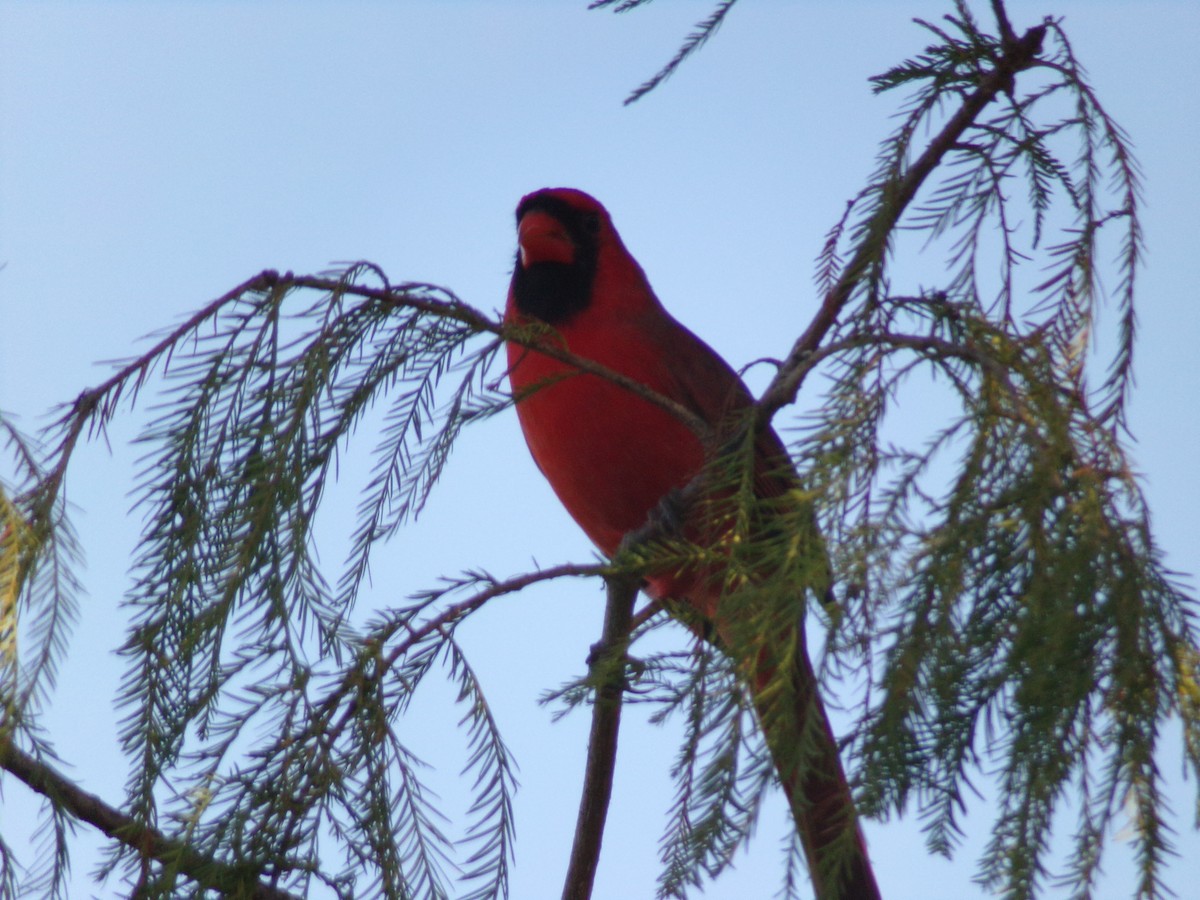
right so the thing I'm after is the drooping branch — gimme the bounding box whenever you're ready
[0,739,301,900]
[757,19,1047,422]
[36,269,709,549]
[354,563,608,724]
[274,272,711,439]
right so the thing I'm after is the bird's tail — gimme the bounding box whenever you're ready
[745,622,880,900]
[657,576,880,899]
[649,446,881,897]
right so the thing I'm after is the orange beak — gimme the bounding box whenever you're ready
[518,210,576,267]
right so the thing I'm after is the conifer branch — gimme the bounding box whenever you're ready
[590,0,741,106]
[273,273,709,438]
[0,739,300,900]
[758,18,1047,421]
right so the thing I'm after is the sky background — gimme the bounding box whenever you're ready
[2,2,1198,898]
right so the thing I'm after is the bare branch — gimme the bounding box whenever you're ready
[560,569,640,900]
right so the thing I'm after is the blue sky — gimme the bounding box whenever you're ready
[2,2,1198,898]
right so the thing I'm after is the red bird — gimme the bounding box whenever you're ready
[505,188,879,899]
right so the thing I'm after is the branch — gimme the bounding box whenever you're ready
[757,19,1047,422]
[560,569,640,900]
[39,269,710,546]
[990,0,1018,48]
[0,738,301,900]
[36,270,279,522]
[386,563,606,677]
[281,562,608,765]
[277,273,711,440]
[618,0,740,106]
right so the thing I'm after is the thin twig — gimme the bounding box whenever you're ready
[0,738,301,900]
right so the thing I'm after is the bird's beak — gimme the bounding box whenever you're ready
[518,210,575,267]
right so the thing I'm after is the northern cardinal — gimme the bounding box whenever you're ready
[505,188,879,899]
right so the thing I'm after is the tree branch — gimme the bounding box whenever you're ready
[0,738,301,900]
[560,568,640,900]
[990,0,1018,48]
[275,272,713,441]
[38,270,711,547]
[757,19,1047,422]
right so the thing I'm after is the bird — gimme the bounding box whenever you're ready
[504,187,880,899]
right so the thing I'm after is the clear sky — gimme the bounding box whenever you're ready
[2,2,1198,898]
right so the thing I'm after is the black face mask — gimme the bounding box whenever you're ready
[511,195,600,327]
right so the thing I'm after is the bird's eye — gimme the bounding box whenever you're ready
[583,212,601,234]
